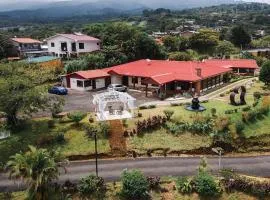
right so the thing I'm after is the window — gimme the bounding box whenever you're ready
[97,43,100,46]
[79,43,84,49]
[84,80,92,87]
[51,42,55,47]
[77,80,83,87]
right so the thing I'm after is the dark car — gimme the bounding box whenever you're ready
[48,86,68,95]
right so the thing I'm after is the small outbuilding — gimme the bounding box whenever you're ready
[63,69,111,91]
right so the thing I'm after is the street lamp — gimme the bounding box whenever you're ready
[212,147,224,171]
[88,118,98,177]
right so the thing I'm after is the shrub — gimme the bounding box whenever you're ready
[220,93,225,97]
[67,111,87,125]
[170,103,182,106]
[139,105,148,110]
[77,174,106,199]
[47,119,55,128]
[253,92,262,101]
[88,116,94,123]
[147,176,161,190]
[84,124,98,138]
[99,122,110,138]
[62,180,77,194]
[210,108,217,117]
[54,133,65,144]
[122,119,128,128]
[194,171,221,197]
[136,115,167,134]
[242,106,251,112]
[148,104,156,109]
[176,177,193,194]
[163,109,174,120]
[120,169,149,200]
[137,112,143,118]
[235,121,245,135]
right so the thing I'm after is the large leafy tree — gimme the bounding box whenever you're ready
[190,29,219,54]
[229,26,251,48]
[0,33,12,59]
[259,60,270,85]
[0,62,60,125]
[215,40,238,58]
[7,146,67,200]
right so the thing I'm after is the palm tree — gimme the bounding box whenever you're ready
[7,146,68,200]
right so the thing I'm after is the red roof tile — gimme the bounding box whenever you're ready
[11,38,42,44]
[204,59,259,69]
[104,60,232,84]
[70,69,109,79]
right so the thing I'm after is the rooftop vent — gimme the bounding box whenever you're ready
[195,68,202,77]
[146,59,151,65]
[74,32,83,36]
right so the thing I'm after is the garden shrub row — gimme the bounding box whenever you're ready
[139,104,156,110]
[136,115,167,135]
[242,106,269,122]
[36,132,66,146]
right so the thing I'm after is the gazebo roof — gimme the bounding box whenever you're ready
[93,90,136,105]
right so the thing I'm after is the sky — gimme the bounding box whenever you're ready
[0,0,269,11]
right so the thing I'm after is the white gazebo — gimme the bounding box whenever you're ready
[93,91,136,121]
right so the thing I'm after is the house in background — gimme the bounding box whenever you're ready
[63,69,110,91]
[10,37,46,57]
[46,33,101,58]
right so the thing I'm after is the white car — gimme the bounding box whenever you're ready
[107,84,128,92]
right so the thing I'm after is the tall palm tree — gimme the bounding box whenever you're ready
[7,146,68,200]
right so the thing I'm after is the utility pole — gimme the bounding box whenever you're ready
[212,147,224,172]
[94,132,98,177]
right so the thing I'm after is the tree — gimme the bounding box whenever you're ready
[168,52,192,61]
[0,62,60,125]
[64,59,88,73]
[229,26,251,48]
[163,36,180,52]
[7,146,67,200]
[190,29,219,54]
[67,111,87,126]
[0,33,12,59]
[215,40,238,58]
[259,60,270,85]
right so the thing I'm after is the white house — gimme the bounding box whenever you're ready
[46,33,101,58]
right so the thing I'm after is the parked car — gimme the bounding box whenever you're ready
[48,86,68,95]
[107,84,128,92]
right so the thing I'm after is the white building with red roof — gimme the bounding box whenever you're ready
[46,32,101,58]
[64,59,258,97]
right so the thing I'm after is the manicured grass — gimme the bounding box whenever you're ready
[128,129,212,153]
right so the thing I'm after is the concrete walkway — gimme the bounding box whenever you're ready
[140,77,256,107]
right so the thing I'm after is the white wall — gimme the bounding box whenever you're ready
[95,78,105,89]
[70,78,89,91]
[47,35,100,57]
[111,75,122,84]
[128,76,158,88]
[47,35,74,56]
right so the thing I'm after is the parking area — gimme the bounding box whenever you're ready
[62,89,158,113]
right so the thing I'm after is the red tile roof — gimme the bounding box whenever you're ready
[69,69,109,79]
[204,59,259,69]
[10,38,42,44]
[104,59,232,84]
[58,34,100,42]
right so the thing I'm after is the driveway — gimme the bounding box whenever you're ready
[1,156,270,192]
[62,89,157,113]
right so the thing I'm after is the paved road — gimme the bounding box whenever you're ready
[1,156,270,192]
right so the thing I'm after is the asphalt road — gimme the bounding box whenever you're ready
[1,156,270,192]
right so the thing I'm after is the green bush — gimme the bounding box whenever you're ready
[98,122,110,138]
[83,124,98,138]
[176,177,193,194]
[163,109,174,120]
[210,108,217,117]
[242,106,251,112]
[170,103,182,106]
[194,171,221,197]
[148,104,156,109]
[54,133,65,144]
[235,121,245,135]
[139,105,148,110]
[47,119,55,128]
[67,111,87,125]
[77,174,106,199]
[253,91,262,101]
[120,169,149,200]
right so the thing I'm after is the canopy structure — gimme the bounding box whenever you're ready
[93,91,136,121]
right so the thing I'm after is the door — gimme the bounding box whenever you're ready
[92,79,96,90]
[122,76,129,86]
[61,42,67,51]
[71,43,76,52]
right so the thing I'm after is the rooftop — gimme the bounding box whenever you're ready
[47,33,100,42]
[69,69,110,79]
[10,38,42,44]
